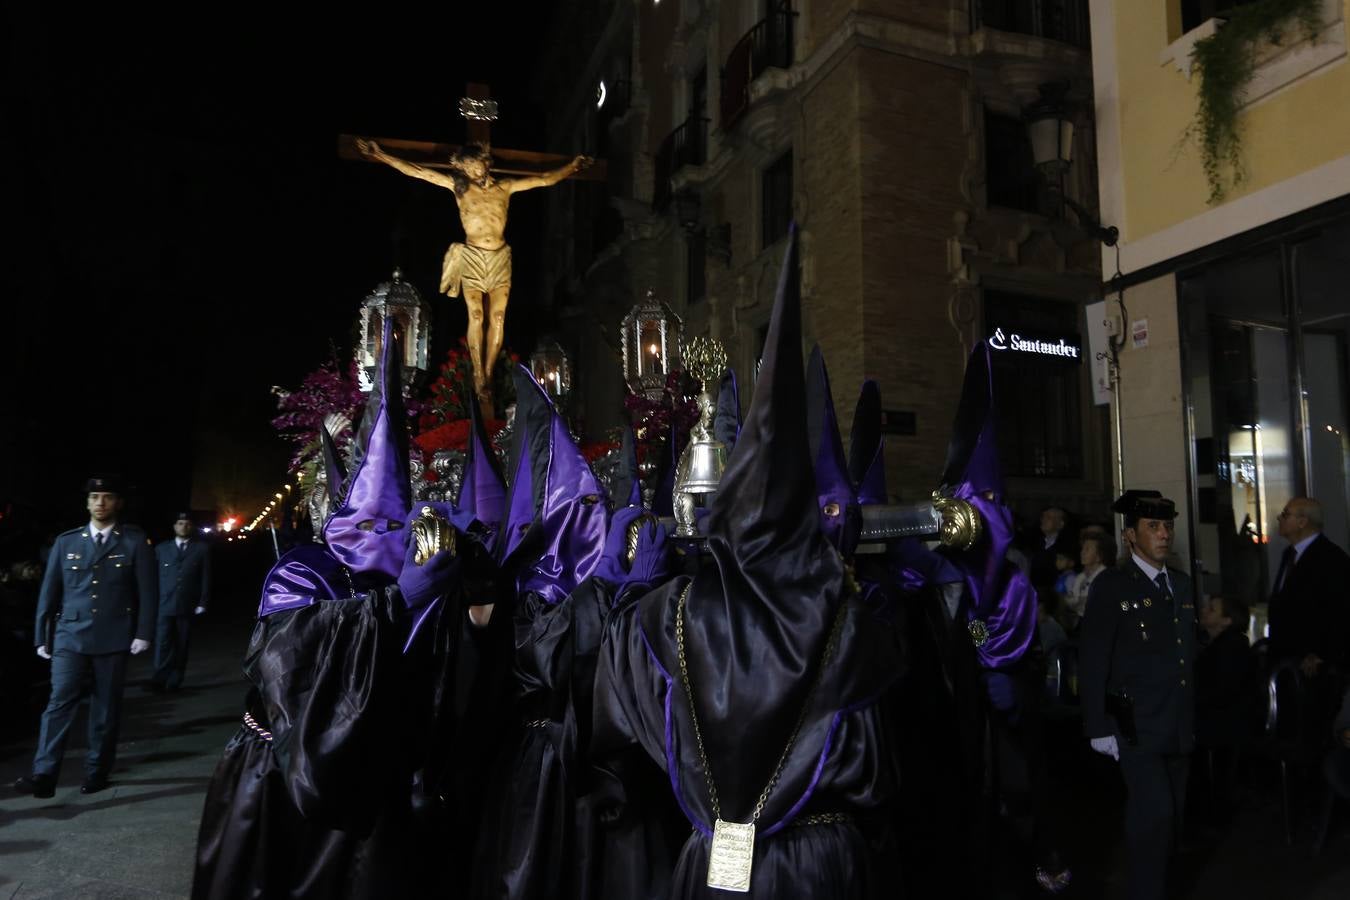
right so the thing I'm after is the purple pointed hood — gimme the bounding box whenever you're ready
[457,394,506,535]
[940,341,1035,669]
[321,318,412,582]
[849,380,887,505]
[805,345,858,553]
[713,370,742,453]
[497,365,609,603]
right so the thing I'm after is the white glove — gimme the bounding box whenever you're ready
[36,645,51,660]
[1090,735,1119,761]
[194,606,206,616]
[130,638,150,655]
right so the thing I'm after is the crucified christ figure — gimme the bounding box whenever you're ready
[357,139,592,405]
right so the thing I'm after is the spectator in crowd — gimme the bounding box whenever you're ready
[1195,594,1256,819]
[1268,497,1350,678]
[1065,531,1115,632]
[1038,593,1068,657]
[1028,505,1075,595]
[1326,686,1350,800]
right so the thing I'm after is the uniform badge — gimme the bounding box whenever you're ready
[1120,601,1129,611]
[67,553,80,560]
[968,618,990,648]
[1143,598,1152,608]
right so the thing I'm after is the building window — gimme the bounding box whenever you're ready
[686,230,706,305]
[761,149,793,249]
[1181,0,1257,35]
[984,109,1039,213]
[984,290,1086,479]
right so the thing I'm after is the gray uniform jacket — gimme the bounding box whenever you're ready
[155,538,211,617]
[37,524,157,655]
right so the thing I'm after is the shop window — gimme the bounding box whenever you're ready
[984,290,1086,478]
[761,149,793,249]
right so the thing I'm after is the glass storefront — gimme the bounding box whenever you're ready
[1181,216,1350,614]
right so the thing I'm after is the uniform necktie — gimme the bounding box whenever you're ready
[1154,571,1173,611]
[1274,545,1296,592]
[96,533,105,548]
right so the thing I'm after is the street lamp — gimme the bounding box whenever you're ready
[1023,82,1117,247]
[621,291,683,400]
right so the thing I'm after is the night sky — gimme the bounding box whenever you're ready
[2,12,556,545]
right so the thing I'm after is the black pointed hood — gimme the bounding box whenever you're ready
[641,226,854,823]
[319,426,348,508]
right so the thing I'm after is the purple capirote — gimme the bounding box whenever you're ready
[944,341,1036,669]
[322,317,412,582]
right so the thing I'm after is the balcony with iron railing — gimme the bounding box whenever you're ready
[720,7,796,130]
[969,0,1091,49]
[652,116,709,212]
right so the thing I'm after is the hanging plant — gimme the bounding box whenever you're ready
[1189,0,1323,203]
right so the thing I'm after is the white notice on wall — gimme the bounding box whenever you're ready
[1085,301,1112,407]
[1131,318,1149,349]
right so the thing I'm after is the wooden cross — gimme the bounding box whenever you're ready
[337,81,606,181]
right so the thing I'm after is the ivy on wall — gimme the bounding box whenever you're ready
[1189,0,1324,202]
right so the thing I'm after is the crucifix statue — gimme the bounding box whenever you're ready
[343,84,600,408]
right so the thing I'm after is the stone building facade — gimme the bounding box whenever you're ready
[530,0,1111,518]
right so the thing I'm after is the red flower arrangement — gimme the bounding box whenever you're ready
[623,369,699,458]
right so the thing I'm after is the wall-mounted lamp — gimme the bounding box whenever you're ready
[1024,82,1118,247]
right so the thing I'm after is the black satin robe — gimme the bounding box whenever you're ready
[593,574,903,899]
[473,578,682,900]
[192,590,458,899]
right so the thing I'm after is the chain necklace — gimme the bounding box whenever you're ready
[675,584,850,892]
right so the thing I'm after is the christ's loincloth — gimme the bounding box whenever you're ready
[440,242,512,297]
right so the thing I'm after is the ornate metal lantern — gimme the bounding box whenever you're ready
[1023,81,1074,175]
[357,268,431,392]
[529,339,572,400]
[621,290,683,400]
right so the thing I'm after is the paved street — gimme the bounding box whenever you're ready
[0,614,252,900]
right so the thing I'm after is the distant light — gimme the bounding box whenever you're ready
[200,526,213,534]
[284,484,292,491]
[649,343,659,356]
[596,80,607,109]
[275,492,284,500]
[547,371,557,381]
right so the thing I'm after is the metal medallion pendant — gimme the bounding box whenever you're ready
[707,818,755,892]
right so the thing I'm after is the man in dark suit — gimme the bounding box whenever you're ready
[150,511,210,692]
[1268,497,1350,678]
[1080,489,1195,900]
[13,476,156,797]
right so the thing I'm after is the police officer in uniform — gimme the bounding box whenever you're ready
[150,511,210,692]
[1080,490,1195,900]
[13,476,155,797]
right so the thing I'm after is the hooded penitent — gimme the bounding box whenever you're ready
[937,341,1036,668]
[321,318,413,584]
[635,227,900,840]
[457,389,507,536]
[806,346,861,555]
[849,379,886,506]
[496,365,609,603]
